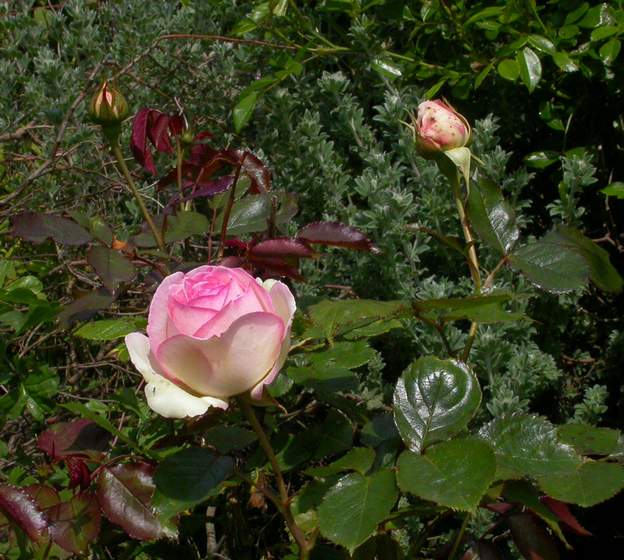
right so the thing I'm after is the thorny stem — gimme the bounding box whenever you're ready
[110,140,166,252]
[218,153,247,261]
[237,397,311,560]
[451,173,481,361]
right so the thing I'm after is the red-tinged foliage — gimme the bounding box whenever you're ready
[66,457,93,490]
[297,221,379,253]
[11,213,92,246]
[38,419,110,461]
[508,513,560,560]
[48,493,101,555]
[25,485,61,510]
[540,497,592,536]
[97,462,166,541]
[0,485,48,543]
[166,175,236,209]
[131,108,185,175]
[249,238,315,259]
[483,502,514,515]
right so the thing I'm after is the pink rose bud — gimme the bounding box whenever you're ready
[412,99,470,157]
[125,266,295,418]
[89,81,129,125]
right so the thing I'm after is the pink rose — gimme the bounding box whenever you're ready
[413,99,470,157]
[125,266,295,418]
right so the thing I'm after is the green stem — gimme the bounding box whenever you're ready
[111,140,166,252]
[449,513,470,560]
[237,397,311,560]
[451,174,481,361]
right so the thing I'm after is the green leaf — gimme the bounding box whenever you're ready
[416,293,523,324]
[591,25,619,41]
[303,299,409,341]
[517,47,542,92]
[318,469,397,553]
[154,447,233,509]
[599,38,621,65]
[528,35,556,55]
[87,246,136,291]
[551,226,623,293]
[468,176,519,255]
[601,181,624,199]
[396,439,496,511]
[75,318,144,341]
[538,462,624,507]
[552,51,579,72]
[165,211,210,242]
[497,59,519,81]
[524,150,559,169]
[479,415,580,480]
[393,356,481,453]
[233,90,260,133]
[557,424,620,456]
[305,448,375,477]
[202,426,256,453]
[509,231,590,293]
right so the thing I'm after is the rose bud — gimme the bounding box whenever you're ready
[125,266,295,418]
[412,99,471,158]
[89,81,129,125]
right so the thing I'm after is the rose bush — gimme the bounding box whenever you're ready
[125,266,295,418]
[412,99,471,157]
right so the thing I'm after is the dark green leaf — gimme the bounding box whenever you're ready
[601,182,624,199]
[557,424,620,456]
[12,213,91,246]
[396,439,496,511]
[233,90,260,133]
[165,211,210,242]
[538,462,624,507]
[393,356,481,452]
[305,448,375,477]
[468,176,519,255]
[48,493,101,555]
[479,415,581,480]
[318,469,397,553]
[202,426,256,453]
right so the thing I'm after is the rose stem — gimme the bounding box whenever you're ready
[110,139,166,252]
[450,171,481,361]
[218,152,247,260]
[237,397,311,559]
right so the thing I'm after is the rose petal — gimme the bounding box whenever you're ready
[156,312,285,398]
[147,271,184,351]
[125,332,227,418]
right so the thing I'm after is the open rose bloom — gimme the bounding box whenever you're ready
[413,99,471,158]
[125,266,295,418]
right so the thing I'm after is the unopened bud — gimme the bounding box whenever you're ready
[412,99,470,158]
[89,81,129,125]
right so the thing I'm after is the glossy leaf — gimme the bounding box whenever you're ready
[98,462,169,540]
[318,469,397,553]
[48,493,101,554]
[538,462,624,507]
[517,47,542,92]
[12,213,91,246]
[480,415,580,480]
[393,356,481,452]
[297,222,379,253]
[250,238,315,258]
[599,38,621,65]
[557,423,620,456]
[509,231,590,293]
[468,176,519,255]
[397,439,496,511]
[233,90,260,133]
[305,448,375,477]
[497,59,519,81]
[0,485,48,542]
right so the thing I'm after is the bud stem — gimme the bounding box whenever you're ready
[110,140,166,252]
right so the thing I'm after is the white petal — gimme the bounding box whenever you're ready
[263,280,296,328]
[125,332,228,419]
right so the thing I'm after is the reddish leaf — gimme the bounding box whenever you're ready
[484,501,513,515]
[297,221,379,253]
[237,150,271,193]
[508,513,560,560]
[147,113,174,154]
[540,497,592,536]
[130,108,156,174]
[57,288,115,327]
[97,462,165,540]
[461,541,505,560]
[87,246,136,291]
[24,485,61,511]
[0,485,48,542]
[249,238,315,258]
[166,175,236,209]
[66,457,92,490]
[48,492,101,555]
[38,419,111,461]
[11,213,91,246]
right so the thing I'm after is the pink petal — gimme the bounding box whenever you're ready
[147,271,184,351]
[155,312,285,398]
[193,291,267,339]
